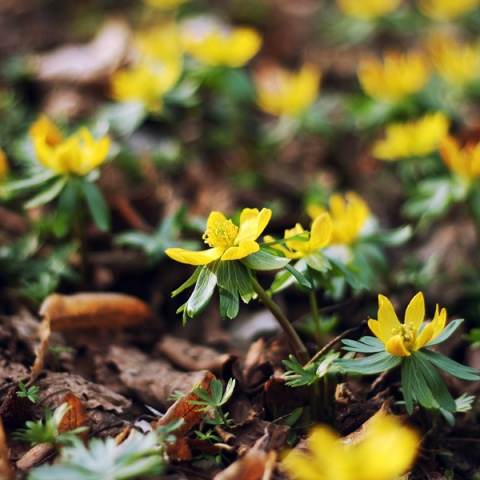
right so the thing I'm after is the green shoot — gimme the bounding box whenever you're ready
[189,378,236,427]
[16,381,41,404]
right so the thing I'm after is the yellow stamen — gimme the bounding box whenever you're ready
[203,220,238,248]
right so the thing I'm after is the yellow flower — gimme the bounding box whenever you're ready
[357,50,430,103]
[29,115,110,176]
[428,33,480,87]
[110,60,182,112]
[417,0,479,20]
[368,292,447,357]
[135,23,183,64]
[282,414,419,480]
[307,192,370,245]
[253,64,321,117]
[372,112,450,160]
[440,135,480,180]
[266,213,332,259]
[336,0,401,20]
[0,147,9,181]
[180,17,261,68]
[166,208,272,265]
[143,0,189,9]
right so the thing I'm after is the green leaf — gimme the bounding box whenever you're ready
[334,351,402,375]
[284,264,313,292]
[419,349,480,380]
[424,319,464,347]
[2,168,57,193]
[240,250,290,271]
[57,179,80,218]
[361,225,412,247]
[81,181,110,232]
[402,356,434,412]
[305,253,331,273]
[95,101,148,137]
[218,286,239,320]
[217,260,254,303]
[24,177,67,208]
[171,267,201,297]
[342,336,385,353]
[411,351,456,412]
[185,261,219,319]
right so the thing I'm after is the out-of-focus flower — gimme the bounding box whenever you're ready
[428,33,480,87]
[372,112,450,160]
[440,135,480,181]
[110,60,182,112]
[336,0,401,20]
[368,292,446,357]
[29,115,109,176]
[166,208,272,265]
[282,414,419,480]
[0,147,9,180]
[357,51,430,103]
[266,213,332,259]
[135,22,183,64]
[180,16,261,68]
[143,0,190,10]
[307,192,371,246]
[417,0,479,20]
[253,64,321,117]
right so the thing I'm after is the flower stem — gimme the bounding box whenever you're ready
[250,274,310,365]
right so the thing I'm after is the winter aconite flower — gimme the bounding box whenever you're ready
[110,60,182,113]
[307,192,371,246]
[29,115,110,176]
[336,0,401,20]
[368,292,446,356]
[180,16,261,68]
[166,208,272,265]
[282,414,419,480]
[335,292,479,413]
[372,112,450,161]
[440,136,480,181]
[428,33,480,87]
[417,0,479,20]
[357,51,429,103]
[253,64,321,117]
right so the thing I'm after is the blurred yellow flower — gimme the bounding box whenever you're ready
[110,60,182,112]
[180,17,261,68]
[0,147,9,180]
[336,0,401,20]
[428,33,480,87]
[266,213,332,259]
[166,208,272,265]
[372,112,450,160]
[368,292,446,357]
[418,0,479,20]
[307,192,370,245]
[135,22,183,64]
[357,51,430,103]
[440,135,480,180]
[253,64,321,117]
[143,0,189,10]
[29,115,109,176]
[282,414,419,480]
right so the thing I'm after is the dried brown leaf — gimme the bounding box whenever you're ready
[58,392,89,444]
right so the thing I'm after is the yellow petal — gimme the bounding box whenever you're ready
[206,211,228,229]
[377,294,401,340]
[165,246,224,265]
[404,292,425,331]
[29,114,64,147]
[368,319,388,345]
[236,208,272,243]
[414,322,434,350]
[416,304,447,349]
[386,334,411,356]
[310,213,332,250]
[221,240,259,261]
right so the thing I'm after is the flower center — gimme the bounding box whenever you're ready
[391,322,417,349]
[203,220,238,248]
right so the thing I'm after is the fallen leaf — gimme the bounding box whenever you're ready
[58,392,89,445]
[15,443,56,472]
[0,417,15,480]
[30,292,152,383]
